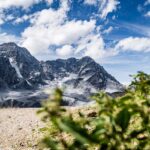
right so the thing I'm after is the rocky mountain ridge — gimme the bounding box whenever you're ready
[0,42,123,107]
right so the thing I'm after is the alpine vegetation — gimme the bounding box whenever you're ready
[38,72,150,150]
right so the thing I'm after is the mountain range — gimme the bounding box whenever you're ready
[0,42,124,107]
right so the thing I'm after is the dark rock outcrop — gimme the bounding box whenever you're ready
[0,42,45,89]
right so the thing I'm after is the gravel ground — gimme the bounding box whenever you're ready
[0,108,44,150]
[0,106,95,150]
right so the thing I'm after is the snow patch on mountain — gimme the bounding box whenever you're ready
[9,58,23,78]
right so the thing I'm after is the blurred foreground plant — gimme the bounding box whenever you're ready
[38,71,150,150]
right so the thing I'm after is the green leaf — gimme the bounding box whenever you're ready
[120,95,133,102]
[57,118,99,144]
[42,137,59,150]
[116,108,131,131]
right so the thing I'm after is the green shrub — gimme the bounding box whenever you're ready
[38,71,150,150]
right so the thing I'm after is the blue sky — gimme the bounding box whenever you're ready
[0,0,150,84]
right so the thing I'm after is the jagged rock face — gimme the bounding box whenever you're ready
[41,58,79,79]
[0,42,123,107]
[42,56,122,91]
[0,57,19,89]
[0,43,40,76]
[0,43,44,89]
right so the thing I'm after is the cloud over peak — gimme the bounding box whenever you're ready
[20,0,109,60]
[0,0,149,64]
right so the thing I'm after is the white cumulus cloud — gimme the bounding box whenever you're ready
[56,45,74,58]
[22,19,96,56]
[19,0,119,60]
[0,0,40,10]
[0,0,54,25]
[21,0,108,60]
[0,0,119,61]
[75,33,116,59]
[0,0,53,10]
[115,37,150,52]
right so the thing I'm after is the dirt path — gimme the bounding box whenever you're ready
[0,108,44,150]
